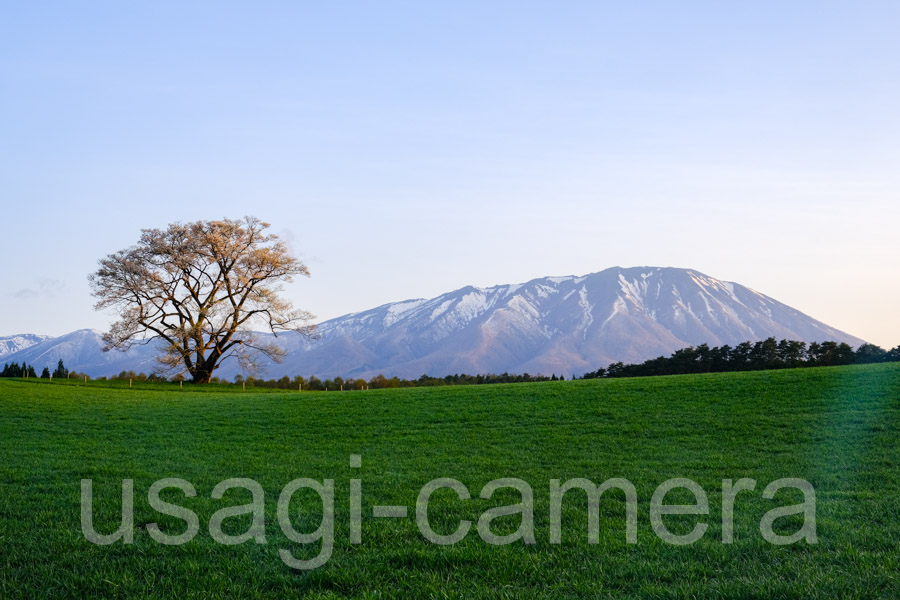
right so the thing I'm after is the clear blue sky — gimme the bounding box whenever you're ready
[1,2,898,347]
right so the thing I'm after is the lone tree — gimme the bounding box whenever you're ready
[89,217,315,383]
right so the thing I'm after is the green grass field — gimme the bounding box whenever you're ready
[1,364,899,599]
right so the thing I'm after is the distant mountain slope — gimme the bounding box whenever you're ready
[0,267,865,379]
[0,334,49,359]
[0,329,163,376]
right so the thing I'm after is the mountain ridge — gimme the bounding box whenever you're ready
[0,267,865,379]
[0,333,51,359]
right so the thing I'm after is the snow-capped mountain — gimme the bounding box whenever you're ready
[0,329,162,376]
[0,267,865,379]
[0,334,49,359]
[271,266,864,379]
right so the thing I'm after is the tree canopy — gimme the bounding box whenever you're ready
[89,217,314,383]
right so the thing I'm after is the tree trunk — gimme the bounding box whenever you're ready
[191,367,213,384]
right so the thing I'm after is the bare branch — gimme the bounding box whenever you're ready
[89,216,315,383]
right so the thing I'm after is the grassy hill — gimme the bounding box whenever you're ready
[1,364,898,598]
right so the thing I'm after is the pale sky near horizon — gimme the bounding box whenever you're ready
[1,2,898,348]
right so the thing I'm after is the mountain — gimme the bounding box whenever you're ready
[0,267,865,379]
[0,329,162,377]
[0,334,49,359]
[271,266,864,379]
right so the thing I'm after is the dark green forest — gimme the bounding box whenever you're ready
[583,338,899,379]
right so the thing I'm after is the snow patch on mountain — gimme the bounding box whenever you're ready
[600,297,627,331]
[578,286,594,339]
[383,299,427,327]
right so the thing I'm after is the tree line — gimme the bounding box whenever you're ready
[582,339,900,379]
[230,371,566,390]
[0,359,71,380]
[0,363,566,389]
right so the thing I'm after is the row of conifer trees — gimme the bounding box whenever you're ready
[582,339,900,379]
[0,359,69,379]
